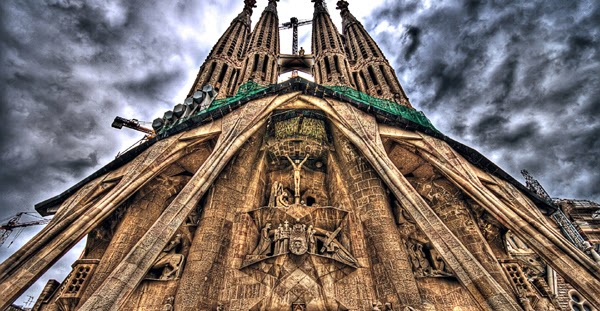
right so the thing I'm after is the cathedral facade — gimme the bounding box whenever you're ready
[1,1,599,310]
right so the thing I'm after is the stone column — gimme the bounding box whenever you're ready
[175,134,263,310]
[77,175,191,306]
[332,132,422,307]
[409,178,515,296]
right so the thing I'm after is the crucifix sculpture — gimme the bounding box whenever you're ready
[285,154,309,204]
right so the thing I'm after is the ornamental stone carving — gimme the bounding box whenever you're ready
[242,204,359,269]
[146,234,185,280]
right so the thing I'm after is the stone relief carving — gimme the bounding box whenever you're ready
[395,201,453,278]
[406,239,453,278]
[162,296,174,311]
[502,232,561,310]
[285,154,310,204]
[269,181,290,208]
[242,204,359,269]
[146,234,186,280]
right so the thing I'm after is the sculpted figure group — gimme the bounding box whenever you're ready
[147,234,186,280]
[406,239,452,277]
[250,220,358,267]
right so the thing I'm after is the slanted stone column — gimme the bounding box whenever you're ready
[78,175,191,307]
[408,177,515,296]
[332,131,422,308]
[175,133,264,310]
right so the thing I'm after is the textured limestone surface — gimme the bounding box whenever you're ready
[16,96,599,311]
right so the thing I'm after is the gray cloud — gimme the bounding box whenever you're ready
[367,0,600,202]
[0,0,240,305]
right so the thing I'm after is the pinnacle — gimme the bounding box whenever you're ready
[336,0,349,12]
[244,0,257,10]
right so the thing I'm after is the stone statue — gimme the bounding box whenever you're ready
[506,231,530,253]
[277,190,290,207]
[372,302,382,311]
[162,296,174,311]
[285,154,310,204]
[316,232,359,267]
[299,47,305,56]
[583,241,600,265]
[428,248,453,277]
[407,240,431,276]
[270,181,290,208]
[273,226,281,255]
[185,209,199,226]
[307,225,316,253]
[252,223,272,255]
[150,234,185,280]
[280,221,290,251]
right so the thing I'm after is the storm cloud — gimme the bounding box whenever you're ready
[367,0,600,201]
[1,0,599,306]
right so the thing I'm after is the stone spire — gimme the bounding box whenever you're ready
[311,0,354,87]
[187,0,257,98]
[337,0,412,107]
[239,0,281,86]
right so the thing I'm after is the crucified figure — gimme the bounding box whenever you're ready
[285,154,309,204]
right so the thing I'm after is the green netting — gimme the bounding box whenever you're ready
[159,81,269,133]
[325,86,437,131]
[160,80,436,134]
[206,80,268,112]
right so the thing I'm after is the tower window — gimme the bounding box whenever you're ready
[352,72,360,91]
[359,71,368,89]
[324,57,332,75]
[333,55,341,73]
[368,66,379,86]
[207,62,217,81]
[380,65,396,92]
[217,63,228,84]
[252,54,259,72]
[262,55,269,76]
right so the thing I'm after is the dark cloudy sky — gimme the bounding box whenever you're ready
[1,0,599,306]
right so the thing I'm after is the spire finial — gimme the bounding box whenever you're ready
[312,0,328,13]
[266,0,279,12]
[336,0,349,13]
[244,0,257,12]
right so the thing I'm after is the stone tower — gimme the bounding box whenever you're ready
[188,0,257,98]
[240,0,281,86]
[336,1,410,107]
[311,0,353,87]
[2,1,600,310]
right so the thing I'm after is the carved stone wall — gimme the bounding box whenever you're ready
[175,132,265,310]
[76,173,193,307]
[15,97,600,310]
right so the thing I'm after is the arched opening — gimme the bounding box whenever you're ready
[262,55,269,77]
[333,55,341,73]
[217,64,228,84]
[252,54,259,72]
[367,66,379,86]
[324,57,332,76]
[306,196,316,207]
